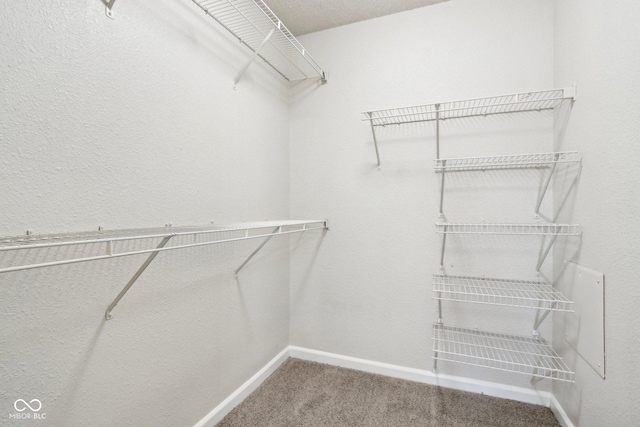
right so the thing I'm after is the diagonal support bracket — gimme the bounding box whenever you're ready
[534,155,559,218]
[366,112,381,168]
[234,227,280,277]
[234,27,276,86]
[105,236,173,320]
[535,234,557,273]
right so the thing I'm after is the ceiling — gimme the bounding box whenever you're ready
[266,0,450,36]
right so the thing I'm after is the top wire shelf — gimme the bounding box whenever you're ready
[0,220,328,274]
[434,151,581,172]
[362,86,575,127]
[192,0,326,82]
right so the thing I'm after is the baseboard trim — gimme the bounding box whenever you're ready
[550,393,574,427]
[194,345,573,427]
[193,347,290,427]
[289,346,552,406]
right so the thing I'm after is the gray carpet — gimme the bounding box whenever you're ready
[218,358,560,426]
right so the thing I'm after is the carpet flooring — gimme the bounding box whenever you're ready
[217,358,560,426]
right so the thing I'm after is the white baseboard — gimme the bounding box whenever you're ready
[289,346,551,406]
[550,393,574,427]
[195,345,573,427]
[193,347,290,427]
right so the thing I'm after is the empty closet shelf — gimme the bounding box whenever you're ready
[435,223,581,236]
[0,220,328,274]
[192,0,326,82]
[434,152,581,172]
[363,86,575,127]
[432,274,573,311]
[432,324,574,382]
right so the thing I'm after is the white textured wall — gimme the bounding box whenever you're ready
[0,1,294,426]
[552,1,640,425]
[290,0,556,389]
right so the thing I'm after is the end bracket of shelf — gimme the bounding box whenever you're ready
[565,83,577,101]
[104,0,116,20]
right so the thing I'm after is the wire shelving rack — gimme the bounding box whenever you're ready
[0,220,328,319]
[363,87,574,127]
[432,274,573,311]
[435,223,581,236]
[191,0,326,83]
[361,86,575,167]
[432,324,574,382]
[434,152,581,172]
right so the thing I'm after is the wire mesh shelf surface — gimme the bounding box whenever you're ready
[434,152,581,172]
[432,324,574,382]
[192,0,325,82]
[435,223,581,236]
[433,274,573,311]
[363,86,574,126]
[0,220,328,273]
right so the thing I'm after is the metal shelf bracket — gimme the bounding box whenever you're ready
[105,236,173,320]
[234,226,280,276]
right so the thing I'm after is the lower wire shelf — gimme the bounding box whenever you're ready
[432,324,574,382]
[433,274,573,311]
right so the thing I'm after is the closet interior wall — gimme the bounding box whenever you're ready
[0,1,297,425]
[290,0,556,390]
[552,0,640,426]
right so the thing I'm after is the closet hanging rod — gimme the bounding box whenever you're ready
[0,220,328,274]
[191,0,327,83]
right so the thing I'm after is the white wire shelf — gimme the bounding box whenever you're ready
[363,86,575,127]
[433,274,573,311]
[0,220,328,274]
[432,324,574,382]
[435,223,581,236]
[434,152,581,172]
[192,0,326,82]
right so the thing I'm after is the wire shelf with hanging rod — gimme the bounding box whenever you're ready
[191,0,327,84]
[0,220,328,319]
[432,324,574,382]
[432,274,573,311]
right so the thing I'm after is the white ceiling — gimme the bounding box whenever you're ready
[266,0,450,36]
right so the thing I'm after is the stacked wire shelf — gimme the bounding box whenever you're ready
[432,324,574,382]
[435,223,581,236]
[434,152,581,172]
[192,0,326,82]
[433,274,573,311]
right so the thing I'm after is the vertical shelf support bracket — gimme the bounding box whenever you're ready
[105,236,173,320]
[367,112,381,168]
[439,224,448,271]
[535,234,557,273]
[234,227,280,277]
[234,27,276,86]
[439,161,446,218]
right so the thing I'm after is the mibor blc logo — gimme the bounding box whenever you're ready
[9,399,46,420]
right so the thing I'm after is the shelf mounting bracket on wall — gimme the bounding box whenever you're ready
[535,234,557,273]
[105,236,173,320]
[103,0,116,19]
[234,226,280,276]
[534,154,559,218]
[234,27,276,87]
